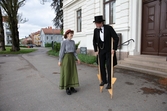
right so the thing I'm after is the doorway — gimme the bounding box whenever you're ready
[142,0,167,56]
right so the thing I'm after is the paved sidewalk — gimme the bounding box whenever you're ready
[0,47,167,111]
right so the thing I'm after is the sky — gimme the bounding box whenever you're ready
[18,0,55,39]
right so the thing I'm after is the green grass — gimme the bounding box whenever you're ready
[47,50,59,56]
[0,47,37,54]
[78,54,96,64]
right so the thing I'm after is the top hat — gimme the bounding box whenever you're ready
[93,15,105,23]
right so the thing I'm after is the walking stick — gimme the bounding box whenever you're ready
[97,48,104,92]
[108,38,117,99]
[97,38,117,97]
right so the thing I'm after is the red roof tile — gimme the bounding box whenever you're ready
[31,31,40,36]
[42,27,61,35]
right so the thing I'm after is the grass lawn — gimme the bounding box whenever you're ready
[47,50,59,56]
[0,47,37,54]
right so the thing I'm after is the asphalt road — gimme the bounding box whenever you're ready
[0,47,167,111]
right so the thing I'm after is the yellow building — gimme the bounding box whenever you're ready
[31,31,41,46]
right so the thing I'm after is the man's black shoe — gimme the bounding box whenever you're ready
[99,82,107,86]
[106,84,111,89]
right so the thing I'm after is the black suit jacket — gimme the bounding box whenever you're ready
[93,25,119,66]
[93,25,119,52]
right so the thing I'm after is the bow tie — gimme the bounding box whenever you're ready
[98,28,103,33]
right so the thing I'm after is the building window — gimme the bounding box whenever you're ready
[51,36,53,40]
[104,0,116,24]
[77,9,82,32]
[47,36,48,40]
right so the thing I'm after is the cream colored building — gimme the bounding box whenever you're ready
[63,0,167,59]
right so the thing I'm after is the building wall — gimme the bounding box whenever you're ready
[63,0,102,52]
[44,34,62,44]
[40,30,45,47]
[3,22,7,45]
[3,22,12,45]
[34,34,41,46]
[40,30,62,47]
[63,0,143,59]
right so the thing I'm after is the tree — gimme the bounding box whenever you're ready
[0,0,25,51]
[40,0,63,31]
[0,7,6,51]
[51,0,63,30]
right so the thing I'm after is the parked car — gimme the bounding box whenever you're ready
[27,44,33,48]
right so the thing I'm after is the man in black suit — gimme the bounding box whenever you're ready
[93,15,119,89]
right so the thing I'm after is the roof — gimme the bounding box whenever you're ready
[42,27,61,35]
[31,31,40,36]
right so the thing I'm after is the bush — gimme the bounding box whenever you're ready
[47,49,96,65]
[75,41,80,50]
[78,54,96,64]
[51,41,80,53]
[53,42,61,52]
[45,43,52,47]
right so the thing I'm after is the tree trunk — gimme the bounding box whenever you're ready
[10,20,20,52]
[0,8,6,51]
[11,36,20,51]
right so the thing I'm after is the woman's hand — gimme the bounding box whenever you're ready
[77,59,81,64]
[58,62,61,66]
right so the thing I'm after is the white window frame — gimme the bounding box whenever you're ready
[77,9,82,32]
[104,0,116,24]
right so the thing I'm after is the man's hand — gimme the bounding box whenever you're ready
[111,50,115,56]
[58,62,61,66]
[95,51,98,56]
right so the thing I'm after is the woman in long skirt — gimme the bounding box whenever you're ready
[58,29,80,95]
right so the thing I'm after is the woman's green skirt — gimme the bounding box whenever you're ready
[59,53,79,90]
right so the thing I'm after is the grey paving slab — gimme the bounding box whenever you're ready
[0,47,167,111]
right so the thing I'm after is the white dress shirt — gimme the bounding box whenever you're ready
[100,27,104,41]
